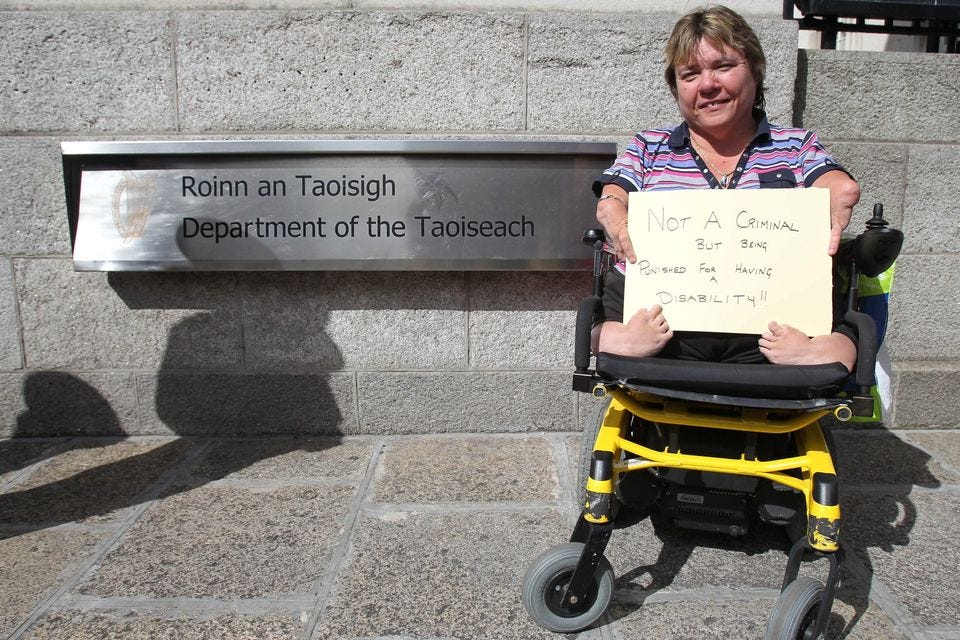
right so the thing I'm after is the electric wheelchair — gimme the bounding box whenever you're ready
[521,204,903,638]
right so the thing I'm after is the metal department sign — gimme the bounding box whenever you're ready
[61,140,615,270]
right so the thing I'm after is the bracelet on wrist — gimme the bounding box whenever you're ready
[598,193,627,207]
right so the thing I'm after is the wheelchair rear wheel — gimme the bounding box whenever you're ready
[521,542,614,633]
[764,576,825,639]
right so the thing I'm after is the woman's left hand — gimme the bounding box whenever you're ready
[812,170,861,256]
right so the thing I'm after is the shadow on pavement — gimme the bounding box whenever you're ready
[1,270,346,539]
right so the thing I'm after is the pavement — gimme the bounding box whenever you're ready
[0,425,958,640]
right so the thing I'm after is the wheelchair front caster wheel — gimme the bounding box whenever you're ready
[764,576,825,640]
[521,542,614,633]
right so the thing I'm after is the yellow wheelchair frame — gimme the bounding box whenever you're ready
[522,205,902,638]
[585,387,841,553]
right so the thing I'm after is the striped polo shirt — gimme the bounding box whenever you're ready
[592,112,844,195]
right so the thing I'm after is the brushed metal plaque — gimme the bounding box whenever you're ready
[64,141,615,271]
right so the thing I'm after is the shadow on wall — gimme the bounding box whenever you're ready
[17,372,125,437]
[1,265,346,540]
[154,311,345,437]
[0,372,128,480]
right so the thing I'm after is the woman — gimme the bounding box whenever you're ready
[592,5,861,372]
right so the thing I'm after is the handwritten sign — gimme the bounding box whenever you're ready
[624,188,832,336]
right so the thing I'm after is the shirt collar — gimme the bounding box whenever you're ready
[668,110,772,149]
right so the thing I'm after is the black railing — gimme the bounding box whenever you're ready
[784,0,960,52]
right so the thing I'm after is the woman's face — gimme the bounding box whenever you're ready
[674,38,757,141]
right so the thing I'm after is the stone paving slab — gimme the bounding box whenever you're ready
[607,597,774,640]
[311,509,572,640]
[21,610,304,640]
[604,517,792,594]
[0,430,957,640]
[372,435,560,504]
[0,439,194,527]
[77,483,356,600]
[829,428,956,487]
[0,439,61,486]
[607,594,907,640]
[843,491,960,627]
[189,436,374,482]
[0,527,104,636]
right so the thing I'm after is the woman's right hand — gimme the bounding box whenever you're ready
[596,185,636,263]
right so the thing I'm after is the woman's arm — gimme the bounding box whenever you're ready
[596,184,635,263]
[812,170,861,256]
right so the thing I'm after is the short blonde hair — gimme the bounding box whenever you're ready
[664,5,766,109]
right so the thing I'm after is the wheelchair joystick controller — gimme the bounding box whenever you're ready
[854,204,904,278]
[865,203,888,229]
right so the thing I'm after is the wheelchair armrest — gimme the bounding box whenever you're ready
[844,309,879,415]
[574,295,602,372]
[574,227,608,375]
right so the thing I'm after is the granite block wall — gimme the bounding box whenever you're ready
[795,49,960,427]
[0,1,955,435]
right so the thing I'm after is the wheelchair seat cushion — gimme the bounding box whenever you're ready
[595,353,850,400]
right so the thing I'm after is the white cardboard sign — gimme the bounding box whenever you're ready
[624,188,832,336]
